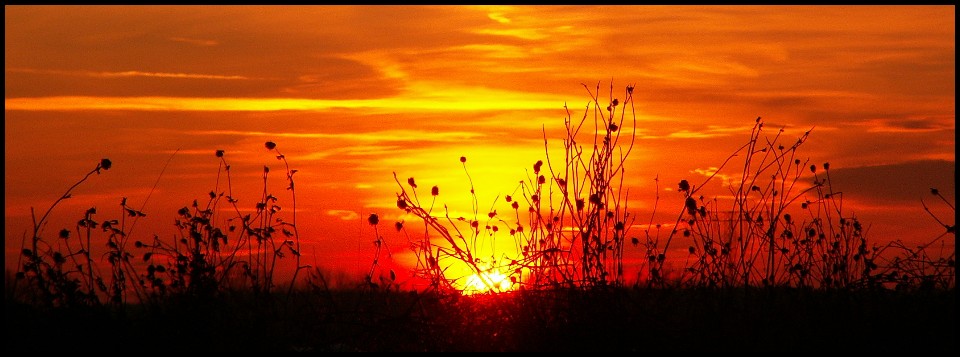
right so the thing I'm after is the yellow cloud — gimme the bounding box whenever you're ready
[327,210,359,221]
[5,90,566,112]
[488,12,511,24]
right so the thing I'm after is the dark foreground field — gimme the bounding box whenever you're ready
[6,287,955,352]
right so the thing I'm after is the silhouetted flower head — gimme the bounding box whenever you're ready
[265,141,277,150]
[407,177,417,188]
[100,158,112,171]
[368,213,379,226]
[931,188,939,196]
[460,156,467,163]
[678,179,690,192]
[53,252,65,264]
[215,150,224,158]
[431,186,439,196]
[685,197,698,216]
[589,194,601,205]
[59,229,70,239]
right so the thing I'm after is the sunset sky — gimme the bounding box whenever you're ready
[5,5,955,288]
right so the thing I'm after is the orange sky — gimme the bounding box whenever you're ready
[5,5,955,288]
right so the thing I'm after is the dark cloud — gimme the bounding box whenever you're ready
[816,160,955,203]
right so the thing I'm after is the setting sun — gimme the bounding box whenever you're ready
[462,270,514,295]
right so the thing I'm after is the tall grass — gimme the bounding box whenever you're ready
[9,143,306,308]
[390,82,955,293]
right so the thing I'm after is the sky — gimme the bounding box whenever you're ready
[4,5,955,290]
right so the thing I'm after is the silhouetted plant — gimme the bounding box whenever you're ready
[14,158,115,307]
[393,81,638,292]
[134,143,304,300]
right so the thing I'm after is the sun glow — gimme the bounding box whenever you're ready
[461,270,513,295]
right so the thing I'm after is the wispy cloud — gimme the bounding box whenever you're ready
[5,87,567,112]
[182,129,487,143]
[487,12,512,24]
[7,68,251,80]
[327,209,359,221]
[692,167,735,187]
[861,117,955,133]
[168,36,219,46]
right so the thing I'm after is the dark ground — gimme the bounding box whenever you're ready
[6,287,956,352]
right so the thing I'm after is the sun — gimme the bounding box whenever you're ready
[461,270,513,295]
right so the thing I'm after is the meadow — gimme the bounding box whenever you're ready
[5,82,955,352]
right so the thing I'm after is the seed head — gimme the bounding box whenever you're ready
[685,197,697,215]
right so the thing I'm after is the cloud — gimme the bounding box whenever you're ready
[691,167,735,187]
[8,67,251,80]
[815,160,955,203]
[861,117,955,133]
[181,129,487,143]
[168,36,219,47]
[487,12,511,24]
[327,210,359,221]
